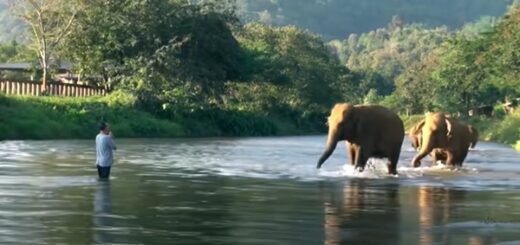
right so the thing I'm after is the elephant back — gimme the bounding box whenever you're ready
[354,105,405,140]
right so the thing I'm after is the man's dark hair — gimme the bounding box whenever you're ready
[99,122,108,131]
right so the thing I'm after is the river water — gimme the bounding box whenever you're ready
[1,136,520,244]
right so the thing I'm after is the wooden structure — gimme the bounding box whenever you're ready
[0,80,105,96]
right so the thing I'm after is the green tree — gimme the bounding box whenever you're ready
[389,4,520,114]
[8,0,84,91]
[392,51,440,114]
[64,0,243,110]
[333,22,451,98]
[237,23,358,110]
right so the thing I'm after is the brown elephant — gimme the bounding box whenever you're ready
[410,113,476,167]
[467,125,479,149]
[431,123,479,164]
[317,103,404,175]
[409,119,478,151]
[410,112,452,167]
[408,119,425,150]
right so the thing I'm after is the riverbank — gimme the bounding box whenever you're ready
[0,93,324,140]
[471,114,520,151]
[2,93,519,151]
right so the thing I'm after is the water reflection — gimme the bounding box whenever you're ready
[414,187,467,245]
[93,180,113,244]
[321,181,475,245]
[1,137,520,244]
[417,186,443,245]
[321,180,400,245]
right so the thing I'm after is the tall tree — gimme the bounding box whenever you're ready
[8,0,83,92]
[63,0,243,108]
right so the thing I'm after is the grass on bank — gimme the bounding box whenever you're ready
[0,92,324,140]
[0,92,185,139]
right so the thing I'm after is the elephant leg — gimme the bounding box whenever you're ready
[387,149,400,175]
[430,151,438,165]
[431,150,446,165]
[347,143,356,166]
[445,151,456,168]
[454,150,469,167]
[354,147,369,172]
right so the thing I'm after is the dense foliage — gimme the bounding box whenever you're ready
[0,40,34,62]
[57,1,363,133]
[330,20,451,98]
[386,5,520,114]
[1,0,520,147]
[63,0,242,104]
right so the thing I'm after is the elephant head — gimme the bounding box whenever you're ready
[411,112,453,167]
[317,103,357,169]
[409,119,425,151]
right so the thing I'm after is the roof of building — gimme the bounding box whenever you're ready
[0,62,72,72]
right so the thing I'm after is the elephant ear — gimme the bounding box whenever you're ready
[342,104,355,120]
[341,104,357,139]
[410,119,425,135]
[445,118,453,137]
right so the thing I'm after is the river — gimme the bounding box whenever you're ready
[1,136,520,244]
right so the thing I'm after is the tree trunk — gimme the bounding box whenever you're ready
[40,33,49,95]
[41,57,48,94]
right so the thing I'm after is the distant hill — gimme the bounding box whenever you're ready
[237,0,510,40]
[0,0,511,43]
[0,1,27,43]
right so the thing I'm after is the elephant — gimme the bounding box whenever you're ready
[408,119,425,150]
[410,112,452,167]
[410,113,476,167]
[316,103,405,175]
[468,105,493,118]
[432,123,478,164]
[409,119,478,151]
[467,125,479,149]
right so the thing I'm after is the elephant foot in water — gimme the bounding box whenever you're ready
[354,164,365,173]
[387,165,398,176]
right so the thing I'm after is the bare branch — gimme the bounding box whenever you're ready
[8,0,84,89]
[50,11,78,48]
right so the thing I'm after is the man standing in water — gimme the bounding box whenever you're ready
[96,122,117,179]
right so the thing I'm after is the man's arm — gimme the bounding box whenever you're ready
[110,137,117,150]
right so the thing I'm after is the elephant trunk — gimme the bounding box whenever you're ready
[317,133,339,169]
[411,134,435,167]
[410,134,421,151]
[469,126,478,149]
